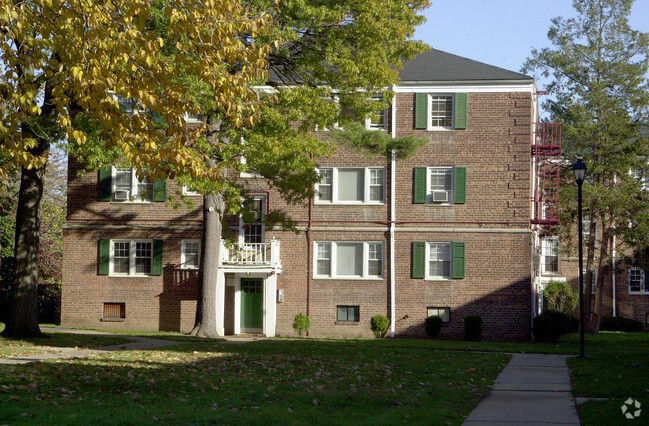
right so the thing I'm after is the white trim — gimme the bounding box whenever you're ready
[426,167,454,205]
[109,239,153,276]
[111,166,153,203]
[182,186,201,196]
[394,82,535,93]
[181,239,201,270]
[315,167,385,204]
[424,242,452,281]
[628,268,648,294]
[427,94,455,131]
[313,241,384,279]
[239,196,266,245]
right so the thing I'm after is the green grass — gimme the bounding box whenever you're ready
[567,331,649,425]
[0,338,510,425]
[0,323,134,357]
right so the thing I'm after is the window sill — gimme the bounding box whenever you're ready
[314,276,384,281]
[628,291,649,295]
[426,127,455,132]
[110,200,153,204]
[425,277,452,282]
[335,321,360,325]
[426,203,454,207]
[108,274,154,279]
[314,202,386,206]
[101,318,125,322]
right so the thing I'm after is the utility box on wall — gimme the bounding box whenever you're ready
[277,289,284,303]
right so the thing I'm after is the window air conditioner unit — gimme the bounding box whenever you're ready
[431,191,448,203]
[114,189,130,201]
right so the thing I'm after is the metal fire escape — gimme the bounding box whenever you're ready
[531,122,561,230]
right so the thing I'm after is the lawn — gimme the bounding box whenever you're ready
[567,332,649,425]
[0,323,134,358]
[0,338,510,425]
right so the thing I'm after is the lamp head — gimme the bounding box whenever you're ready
[573,158,587,183]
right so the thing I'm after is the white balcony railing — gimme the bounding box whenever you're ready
[220,239,281,267]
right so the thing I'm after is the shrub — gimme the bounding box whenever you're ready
[600,315,643,332]
[464,315,482,341]
[370,314,389,338]
[425,315,443,338]
[293,313,311,336]
[543,280,578,313]
[533,310,578,342]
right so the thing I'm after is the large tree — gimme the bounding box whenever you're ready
[523,0,649,332]
[179,0,430,337]
[0,0,275,338]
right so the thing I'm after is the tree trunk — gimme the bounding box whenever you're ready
[190,192,225,337]
[591,229,611,333]
[1,141,48,338]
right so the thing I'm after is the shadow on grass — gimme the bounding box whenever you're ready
[0,338,510,425]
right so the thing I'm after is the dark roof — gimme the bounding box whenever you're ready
[399,49,532,82]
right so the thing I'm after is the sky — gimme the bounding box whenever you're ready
[414,0,649,91]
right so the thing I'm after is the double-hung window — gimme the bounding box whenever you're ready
[316,167,385,204]
[240,197,265,244]
[366,94,387,130]
[628,268,648,293]
[414,93,468,130]
[412,241,465,280]
[99,166,166,202]
[98,239,163,276]
[413,166,466,205]
[314,241,384,279]
[541,238,559,274]
[181,240,200,270]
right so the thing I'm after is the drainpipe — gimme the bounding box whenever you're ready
[390,93,397,338]
[612,233,617,317]
[306,161,314,319]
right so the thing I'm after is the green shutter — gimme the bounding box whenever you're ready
[412,241,426,279]
[154,179,167,202]
[452,242,465,279]
[454,167,467,204]
[414,93,428,129]
[98,239,110,275]
[152,239,163,276]
[98,167,112,201]
[454,93,467,130]
[413,167,427,204]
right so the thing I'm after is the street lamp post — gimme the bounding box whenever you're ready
[573,158,587,358]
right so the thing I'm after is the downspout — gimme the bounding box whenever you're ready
[612,233,617,316]
[390,93,397,338]
[306,158,314,320]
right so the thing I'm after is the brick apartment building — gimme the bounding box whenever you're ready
[62,50,556,340]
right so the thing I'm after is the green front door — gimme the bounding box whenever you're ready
[241,278,263,329]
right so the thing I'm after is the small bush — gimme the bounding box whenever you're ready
[425,315,443,338]
[600,315,643,332]
[533,310,578,342]
[293,313,311,336]
[370,314,389,338]
[543,280,578,313]
[464,315,482,341]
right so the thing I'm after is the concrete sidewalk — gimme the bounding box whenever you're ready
[463,353,580,425]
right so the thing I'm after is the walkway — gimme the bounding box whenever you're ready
[0,327,187,365]
[463,353,580,425]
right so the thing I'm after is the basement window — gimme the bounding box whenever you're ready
[102,303,125,321]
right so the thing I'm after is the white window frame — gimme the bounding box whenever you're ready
[112,167,153,202]
[313,241,384,279]
[425,242,452,280]
[427,94,454,131]
[181,240,201,270]
[427,307,450,323]
[365,94,387,131]
[239,197,266,245]
[582,214,595,241]
[182,186,201,196]
[541,238,560,274]
[109,239,153,276]
[631,169,649,190]
[628,268,648,294]
[426,167,454,205]
[581,267,598,294]
[315,167,385,204]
